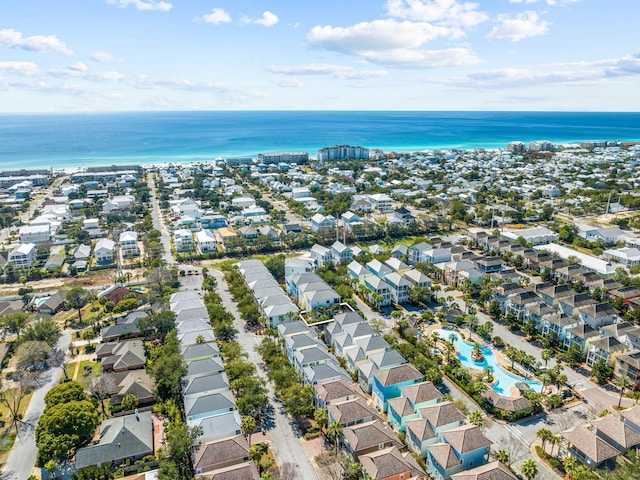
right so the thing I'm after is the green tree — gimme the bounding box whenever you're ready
[65,287,94,324]
[21,319,61,347]
[15,340,49,371]
[327,421,343,456]
[536,428,553,453]
[45,381,86,408]
[521,459,538,480]
[44,459,57,478]
[120,393,138,412]
[613,375,633,408]
[158,419,202,480]
[468,411,486,430]
[139,311,176,340]
[0,311,29,339]
[314,408,329,430]
[495,449,509,465]
[591,359,613,385]
[36,400,100,462]
[241,416,256,445]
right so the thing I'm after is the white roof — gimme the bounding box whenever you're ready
[11,243,36,255]
[119,231,137,242]
[95,238,115,250]
[534,243,616,276]
[502,227,557,240]
[195,230,216,242]
[604,247,640,261]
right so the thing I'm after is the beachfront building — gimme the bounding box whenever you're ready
[258,152,309,164]
[318,145,369,162]
[119,231,139,257]
[94,239,115,264]
[19,224,51,244]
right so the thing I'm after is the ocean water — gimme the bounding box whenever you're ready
[0,111,639,170]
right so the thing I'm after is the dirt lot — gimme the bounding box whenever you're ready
[0,268,146,297]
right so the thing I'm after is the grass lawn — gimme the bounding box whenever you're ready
[73,360,101,387]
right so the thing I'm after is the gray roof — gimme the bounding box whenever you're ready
[181,342,220,361]
[183,372,230,397]
[185,391,235,418]
[75,411,153,469]
[186,357,225,378]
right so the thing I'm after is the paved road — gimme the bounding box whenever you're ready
[210,269,318,480]
[148,172,175,265]
[1,331,72,480]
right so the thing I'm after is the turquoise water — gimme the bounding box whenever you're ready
[35,297,49,307]
[434,329,542,397]
[0,111,639,170]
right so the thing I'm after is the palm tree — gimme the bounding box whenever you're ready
[468,411,486,431]
[314,408,328,430]
[327,421,343,456]
[614,375,633,408]
[521,459,538,480]
[495,449,509,466]
[556,373,568,392]
[541,349,553,369]
[539,373,552,393]
[505,346,518,369]
[536,428,553,453]
[549,434,561,457]
[241,416,256,445]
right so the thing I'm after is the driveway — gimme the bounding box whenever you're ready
[210,269,318,480]
[1,331,72,480]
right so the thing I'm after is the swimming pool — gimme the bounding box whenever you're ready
[434,329,542,397]
[35,297,49,308]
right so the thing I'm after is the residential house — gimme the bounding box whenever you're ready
[387,381,443,432]
[327,397,381,427]
[184,390,236,422]
[586,336,627,367]
[563,324,601,354]
[359,350,407,393]
[558,293,597,318]
[19,224,51,244]
[450,461,517,480]
[603,247,640,267]
[183,372,230,398]
[368,193,393,212]
[94,238,115,264]
[190,410,242,444]
[343,419,403,461]
[371,363,424,412]
[314,379,363,409]
[561,424,622,469]
[311,244,334,268]
[578,303,619,330]
[581,227,626,245]
[75,411,153,470]
[360,446,425,480]
[362,274,392,307]
[195,230,217,253]
[174,229,194,252]
[427,425,492,480]
[540,313,577,341]
[8,243,36,268]
[119,231,139,257]
[92,370,155,407]
[96,340,146,372]
[590,413,640,453]
[331,241,353,264]
[192,435,251,475]
[310,213,335,233]
[35,290,67,315]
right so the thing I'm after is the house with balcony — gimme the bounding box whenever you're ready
[327,396,381,428]
[558,293,597,318]
[578,302,619,330]
[563,323,601,354]
[561,424,621,470]
[387,381,443,432]
[384,272,412,304]
[586,336,627,367]
[311,244,334,268]
[174,229,194,252]
[591,413,640,454]
[195,229,217,253]
[331,241,353,264]
[8,243,36,269]
[314,378,363,409]
[504,291,543,321]
[94,238,115,265]
[540,313,577,341]
[358,350,407,393]
[119,231,139,257]
[371,363,424,412]
[360,446,425,480]
[361,274,392,307]
[310,213,335,233]
[426,424,492,480]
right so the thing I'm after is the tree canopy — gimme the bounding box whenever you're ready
[44,381,87,408]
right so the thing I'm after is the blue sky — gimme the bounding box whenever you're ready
[0,0,638,112]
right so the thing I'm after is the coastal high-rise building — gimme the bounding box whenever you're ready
[506,141,526,153]
[257,152,309,164]
[318,145,369,162]
[528,140,555,152]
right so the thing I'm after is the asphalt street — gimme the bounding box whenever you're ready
[210,269,318,480]
[1,331,72,480]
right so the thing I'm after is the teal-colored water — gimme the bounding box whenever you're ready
[0,111,638,170]
[434,329,542,397]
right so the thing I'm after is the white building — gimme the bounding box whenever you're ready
[195,229,217,253]
[501,227,559,246]
[19,224,51,245]
[8,243,36,269]
[603,247,640,267]
[368,194,393,212]
[119,231,139,257]
[94,239,115,264]
[174,229,194,252]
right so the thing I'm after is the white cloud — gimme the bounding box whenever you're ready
[268,63,388,79]
[106,0,172,11]
[202,8,232,25]
[91,51,122,63]
[365,47,481,68]
[0,61,41,77]
[0,28,73,56]
[509,0,579,5]
[385,0,488,27]
[243,11,279,27]
[308,19,450,55]
[272,78,304,88]
[487,11,550,42]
